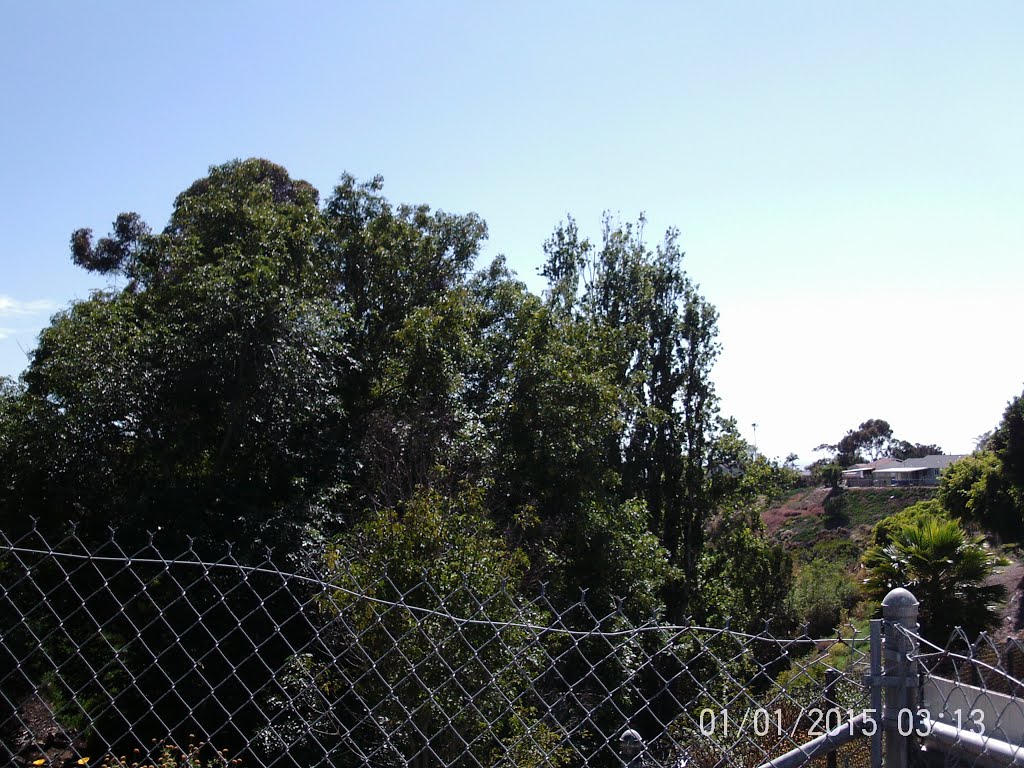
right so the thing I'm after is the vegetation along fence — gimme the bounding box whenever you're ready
[2,526,1023,768]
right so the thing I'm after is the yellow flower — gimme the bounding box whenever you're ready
[77,759,90,766]
[31,760,45,766]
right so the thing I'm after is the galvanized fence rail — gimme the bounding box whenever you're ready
[908,616,1024,768]
[1,526,1020,768]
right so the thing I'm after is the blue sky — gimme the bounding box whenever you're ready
[2,2,1022,464]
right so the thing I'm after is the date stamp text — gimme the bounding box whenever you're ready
[697,707,986,738]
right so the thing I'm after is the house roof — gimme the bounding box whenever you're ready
[870,458,904,469]
[843,455,966,477]
[898,455,967,470]
[843,458,903,473]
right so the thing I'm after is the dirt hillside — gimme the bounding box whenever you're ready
[762,487,829,535]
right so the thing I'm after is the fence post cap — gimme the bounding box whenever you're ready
[881,587,919,624]
[620,728,643,758]
[881,587,918,608]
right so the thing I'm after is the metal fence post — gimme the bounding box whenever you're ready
[882,588,919,768]
[825,668,840,768]
[619,729,644,767]
[869,619,883,768]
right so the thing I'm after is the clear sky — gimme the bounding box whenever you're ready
[2,2,1021,465]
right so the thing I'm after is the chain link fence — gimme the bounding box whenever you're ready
[4,525,1018,768]
[907,622,1024,768]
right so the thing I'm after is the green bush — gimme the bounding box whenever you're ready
[863,513,1006,641]
[939,452,1020,538]
[869,500,948,547]
[797,537,860,567]
[822,488,848,527]
[790,559,859,637]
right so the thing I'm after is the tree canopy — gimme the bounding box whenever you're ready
[0,158,798,628]
[992,389,1024,496]
[938,388,1024,538]
[814,418,942,468]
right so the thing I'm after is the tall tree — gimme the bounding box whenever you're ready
[939,452,1019,537]
[888,440,944,460]
[815,419,893,466]
[0,159,808,765]
[321,173,489,513]
[2,160,757,632]
[540,215,723,621]
[1,159,490,552]
[9,161,352,548]
[815,419,941,468]
[992,388,1024,495]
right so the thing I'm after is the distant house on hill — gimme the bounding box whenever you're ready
[842,455,966,487]
[841,458,901,486]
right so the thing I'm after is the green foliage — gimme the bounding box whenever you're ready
[814,419,942,468]
[5,160,355,550]
[556,499,672,621]
[488,706,575,768]
[329,484,530,606]
[773,623,869,691]
[0,158,816,762]
[822,487,848,526]
[862,513,1006,641]
[771,487,937,553]
[701,509,795,633]
[795,537,861,567]
[807,460,842,489]
[868,499,949,547]
[540,214,723,620]
[939,452,1020,538]
[889,440,945,460]
[933,389,1024,543]
[790,559,859,636]
[317,485,557,766]
[720,437,802,509]
[815,419,894,467]
[992,389,1024,494]
[487,303,621,522]
[841,487,938,529]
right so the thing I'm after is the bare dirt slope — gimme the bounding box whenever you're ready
[989,556,1024,641]
[762,487,830,535]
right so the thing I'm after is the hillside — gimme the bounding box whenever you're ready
[764,486,938,551]
[765,485,1024,639]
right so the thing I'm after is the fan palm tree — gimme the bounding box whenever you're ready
[863,516,1006,643]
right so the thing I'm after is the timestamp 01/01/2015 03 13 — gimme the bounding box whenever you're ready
[697,707,988,739]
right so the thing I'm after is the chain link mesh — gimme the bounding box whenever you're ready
[902,623,1024,768]
[2,526,874,768]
